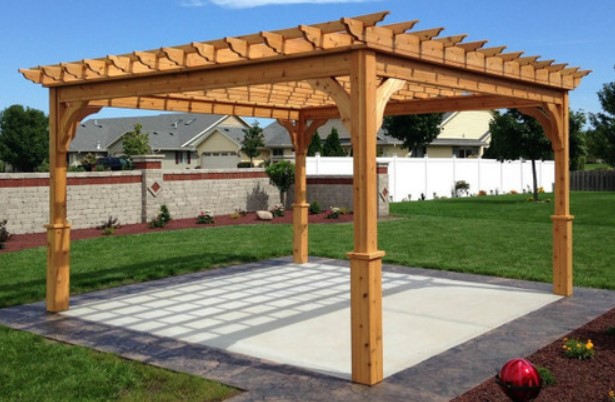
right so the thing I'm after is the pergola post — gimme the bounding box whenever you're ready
[292,118,309,264]
[348,49,384,385]
[46,89,99,312]
[278,117,326,264]
[551,94,573,296]
[520,96,573,296]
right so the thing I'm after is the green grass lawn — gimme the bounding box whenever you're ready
[582,163,612,171]
[0,326,237,401]
[0,191,613,400]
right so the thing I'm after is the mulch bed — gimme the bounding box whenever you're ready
[0,210,353,254]
[3,210,614,401]
[453,307,615,401]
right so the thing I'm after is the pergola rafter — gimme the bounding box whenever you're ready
[21,11,588,386]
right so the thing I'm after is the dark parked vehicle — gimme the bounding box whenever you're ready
[96,157,131,171]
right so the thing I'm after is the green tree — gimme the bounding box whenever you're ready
[589,73,615,166]
[122,123,150,156]
[383,113,443,156]
[569,110,588,171]
[0,105,48,172]
[266,160,295,204]
[241,123,265,166]
[485,109,553,201]
[322,127,345,156]
[307,130,323,156]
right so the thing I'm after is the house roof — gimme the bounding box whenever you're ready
[195,126,248,149]
[263,119,402,148]
[70,113,231,153]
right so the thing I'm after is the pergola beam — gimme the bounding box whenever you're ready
[57,52,352,103]
[302,94,543,119]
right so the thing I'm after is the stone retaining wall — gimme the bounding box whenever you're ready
[0,160,389,234]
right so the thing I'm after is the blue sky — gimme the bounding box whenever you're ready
[1,0,613,124]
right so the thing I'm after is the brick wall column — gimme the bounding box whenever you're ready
[377,162,389,217]
[133,155,165,223]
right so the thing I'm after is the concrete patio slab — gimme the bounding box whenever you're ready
[62,260,560,379]
[1,257,614,401]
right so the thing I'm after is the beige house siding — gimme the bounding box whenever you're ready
[426,146,453,158]
[440,111,492,140]
[380,145,406,157]
[197,130,238,153]
[218,115,248,127]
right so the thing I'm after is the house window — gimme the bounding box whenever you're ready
[175,151,192,164]
[272,149,284,156]
[453,147,478,158]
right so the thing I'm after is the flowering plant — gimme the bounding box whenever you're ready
[230,208,247,219]
[562,337,595,359]
[196,210,214,224]
[326,207,341,219]
[609,389,615,402]
[271,203,285,217]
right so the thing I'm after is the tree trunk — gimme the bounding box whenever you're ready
[531,159,539,202]
[279,190,285,206]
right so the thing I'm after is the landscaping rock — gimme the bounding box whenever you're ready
[256,210,273,220]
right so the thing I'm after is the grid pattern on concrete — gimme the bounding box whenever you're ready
[62,261,559,379]
[1,257,613,401]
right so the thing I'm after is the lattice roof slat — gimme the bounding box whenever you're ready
[21,11,589,119]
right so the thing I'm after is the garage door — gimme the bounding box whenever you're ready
[201,152,239,169]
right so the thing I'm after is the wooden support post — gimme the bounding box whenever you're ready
[520,97,573,296]
[551,94,573,296]
[309,52,404,385]
[47,89,100,312]
[293,118,309,264]
[348,50,383,385]
[279,117,326,264]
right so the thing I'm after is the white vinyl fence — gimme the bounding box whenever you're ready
[307,155,555,202]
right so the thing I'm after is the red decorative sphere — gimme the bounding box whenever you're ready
[496,358,543,402]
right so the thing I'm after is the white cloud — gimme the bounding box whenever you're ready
[182,0,378,8]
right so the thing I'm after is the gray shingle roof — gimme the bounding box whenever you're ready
[71,113,229,152]
[263,119,400,147]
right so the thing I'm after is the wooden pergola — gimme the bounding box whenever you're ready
[21,11,588,385]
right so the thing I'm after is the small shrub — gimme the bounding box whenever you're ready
[308,201,321,215]
[68,165,85,172]
[510,189,518,195]
[0,220,10,249]
[97,216,120,236]
[478,190,487,196]
[562,337,595,359]
[196,210,214,224]
[326,207,341,219]
[150,204,171,228]
[80,153,97,171]
[454,180,470,197]
[271,204,285,217]
[338,207,352,215]
[536,366,556,386]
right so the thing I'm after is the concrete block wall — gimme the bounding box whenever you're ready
[288,163,389,216]
[161,170,280,219]
[0,172,142,234]
[0,163,388,235]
